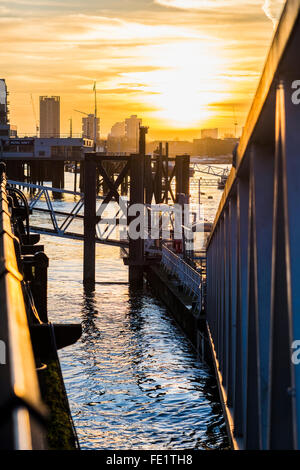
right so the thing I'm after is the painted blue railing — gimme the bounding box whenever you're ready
[206,0,300,450]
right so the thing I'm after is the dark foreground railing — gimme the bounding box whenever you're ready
[0,163,47,449]
[206,0,300,450]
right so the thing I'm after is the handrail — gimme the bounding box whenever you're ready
[161,245,202,311]
[7,179,128,247]
[7,180,84,197]
[0,163,46,449]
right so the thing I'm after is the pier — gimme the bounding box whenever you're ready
[1,0,300,451]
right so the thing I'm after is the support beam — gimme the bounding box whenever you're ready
[83,156,97,284]
[128,128,147,286]
[175,155,190,200]
[234,174,249,440]
[74,161,78,193]
[155,143,163,204]
[268,80,298,450]
[247,143,274,449]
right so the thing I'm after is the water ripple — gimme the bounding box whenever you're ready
[41,176,228,450]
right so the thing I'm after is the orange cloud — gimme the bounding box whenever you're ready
[0,3,278,138]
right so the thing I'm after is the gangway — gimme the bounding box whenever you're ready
[7,180,129,248]
[191,165,231,189]
[192,164,230,178]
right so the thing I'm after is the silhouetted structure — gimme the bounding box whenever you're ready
[82,114,100,142]
[39,96,60,138]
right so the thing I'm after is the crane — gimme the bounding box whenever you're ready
[73,81,99,149]
[69,118,72,138]
[30,94,39,136]
[74,109,90,116]
[93,81,98,150]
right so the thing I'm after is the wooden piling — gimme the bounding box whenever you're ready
[128,127,147,286]
[83,156,97,284]
[74,161,78,193]
[155,142,163,203]
[175,155,190,200]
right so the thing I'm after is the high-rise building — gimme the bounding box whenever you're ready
[39,96,60,138]
[82,114,100,142]
[109,121,125,138]
[125,115,142,139]
[125,115,142,152]
[0,79,10,139]
[0,79,8,124]
[201,128,218,139]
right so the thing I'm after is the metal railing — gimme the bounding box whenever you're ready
[14,133,84,139]
[0,164,46,449]
[7,180,128,247]
[8,179,85,236]
[161,245,202,311]
[192,164,230,178]
[206,0,300,450]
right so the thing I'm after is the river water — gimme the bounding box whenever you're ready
[32,168,229,450]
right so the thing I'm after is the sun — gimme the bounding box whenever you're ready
[120,40,227,129]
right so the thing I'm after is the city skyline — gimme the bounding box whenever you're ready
[1,0,285,139]
[1,78,239,144]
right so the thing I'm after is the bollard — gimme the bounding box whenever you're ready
[32,252,49,323]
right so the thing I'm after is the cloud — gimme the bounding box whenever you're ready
[262,0,285,26]
[0,2,280,135]
[154,0,260,10]
[0,5,10,13]
[0,13,203,45]
[155,0,285,25]
[0,0,68,6]
[61,14,203,42]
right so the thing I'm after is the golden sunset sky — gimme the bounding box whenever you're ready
[1,0,285,140]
